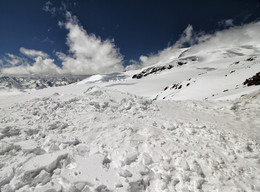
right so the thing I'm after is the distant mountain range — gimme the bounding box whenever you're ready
[0,75,89,91]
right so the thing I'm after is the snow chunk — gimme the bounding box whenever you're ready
[124,152,139,165]
[118,169,133,178]
[0,141,15,155]
[142,153,153,166]
[34,179,62,192]
[0,126,20,139]
[14,140,38,153]
[128,179,147,192]
[31,170,51,186]
[0,166,14,186]
[21,150,68,182]
[48,121,69,130]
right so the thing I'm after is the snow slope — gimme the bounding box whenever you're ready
[0,45,260,192]
[75,45,260,101]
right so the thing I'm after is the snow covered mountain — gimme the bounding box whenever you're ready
[78,45,260,101]
[0,45,260,192]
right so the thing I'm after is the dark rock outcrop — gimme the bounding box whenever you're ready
[132,65,173,79]
[243,72,260,86]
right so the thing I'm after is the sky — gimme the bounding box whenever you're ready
[0,0,260,75]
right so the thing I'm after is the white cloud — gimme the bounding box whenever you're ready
[1,56,61,75]
[174,24,196,48]
[1,48,60,75]
[1,65,31,75]
[4,53,27,66]
[28,57,61,75]
[126,55,149,70]
[139,55,148,63]
[56,12,124,75]
[127,21,260,69]
[1,11,124,75]
[193,21,260,50]
[20,47,49,59]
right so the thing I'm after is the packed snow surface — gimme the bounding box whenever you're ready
[0,46,260,192]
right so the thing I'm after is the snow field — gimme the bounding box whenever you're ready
[0,86,259,192]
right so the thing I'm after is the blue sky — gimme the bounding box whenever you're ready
[0,0,260,75]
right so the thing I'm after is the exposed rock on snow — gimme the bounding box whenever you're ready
[132,65,173,79]
[244,72,260,86]
[132,56,198,79]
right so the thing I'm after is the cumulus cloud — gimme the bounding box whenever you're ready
[1,48,61,75]
[1,10,124,75]
[1,57,61,75]
[56,12,124,75]
[127,21,260,70]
